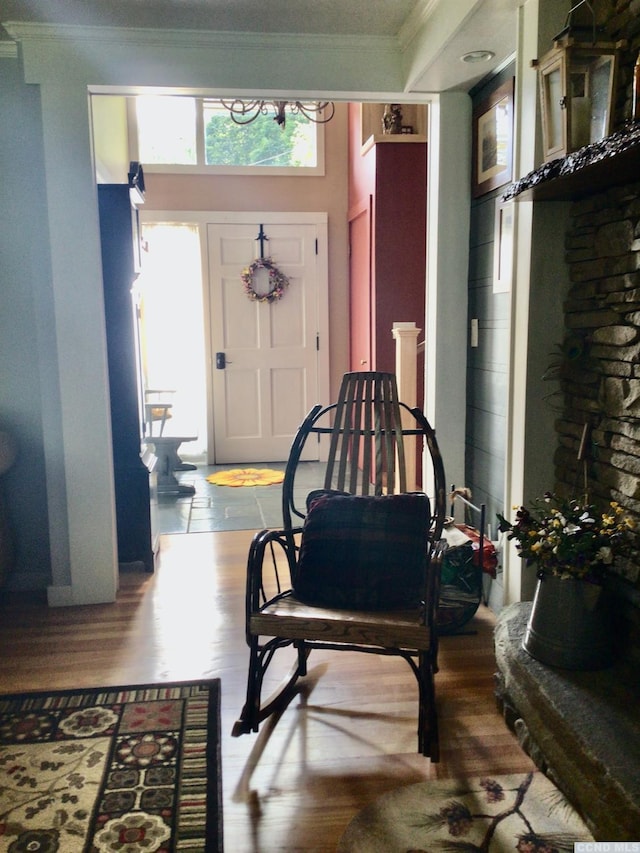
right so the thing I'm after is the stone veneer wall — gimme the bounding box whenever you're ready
[557,181,640,581]
[552,0,640,644]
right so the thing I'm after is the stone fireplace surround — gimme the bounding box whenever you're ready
[493,2,640,840]
[495,110,640,841]
[511,122,640,627]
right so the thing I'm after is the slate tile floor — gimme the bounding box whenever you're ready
[156,461,326,534]
[156,460,505,614]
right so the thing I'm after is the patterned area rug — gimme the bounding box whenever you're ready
[338,771,594,852]
[206,468,284,487]
[0,680,222,852]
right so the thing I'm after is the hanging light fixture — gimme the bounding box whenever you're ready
[533,0,624,162]
[218,99,335,128]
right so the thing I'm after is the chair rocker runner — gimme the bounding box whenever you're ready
[232,371,447,760]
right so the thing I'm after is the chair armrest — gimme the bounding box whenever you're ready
[244,527,302,643]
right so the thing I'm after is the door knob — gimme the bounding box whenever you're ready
[216,352,226,369]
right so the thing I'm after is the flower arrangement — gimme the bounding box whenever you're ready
[497,492,636,583]
[241,258,289,303]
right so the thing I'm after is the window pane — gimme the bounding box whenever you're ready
[203,101,318,167]
[136,96,197,165]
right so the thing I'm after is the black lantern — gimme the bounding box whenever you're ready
[533,1,624,162]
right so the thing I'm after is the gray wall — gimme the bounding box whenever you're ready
[0,54,56,588]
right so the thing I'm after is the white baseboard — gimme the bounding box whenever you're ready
[47,585,75,607]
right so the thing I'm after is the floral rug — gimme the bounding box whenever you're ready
[0,680,222,852]
[338,771,594,852]
[206,468,284,487]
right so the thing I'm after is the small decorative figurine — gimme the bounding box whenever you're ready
[382,104,403,135]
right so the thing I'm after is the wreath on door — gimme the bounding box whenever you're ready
[241,258,289,303]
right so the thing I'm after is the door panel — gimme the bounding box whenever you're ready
[208,219,324,463]
[224,369,261,437]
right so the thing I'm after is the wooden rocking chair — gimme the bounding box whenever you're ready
[231,371,447,760]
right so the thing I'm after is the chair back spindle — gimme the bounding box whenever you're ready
[322,372,407,497]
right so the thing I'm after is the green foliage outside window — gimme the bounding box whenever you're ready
[135,96,320,169]
[204,111,316,167]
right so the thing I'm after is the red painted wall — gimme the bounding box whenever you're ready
[347,103,427,375]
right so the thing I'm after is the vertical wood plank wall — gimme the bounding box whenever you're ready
[465,64,516,609]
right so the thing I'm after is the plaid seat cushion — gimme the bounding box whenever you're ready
[294,492,431,610]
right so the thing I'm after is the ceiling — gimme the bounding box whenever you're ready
[0,0,519,92]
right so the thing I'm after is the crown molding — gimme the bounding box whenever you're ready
[397,0,439,52]
[0,40,18,58]
[2,21,397,56]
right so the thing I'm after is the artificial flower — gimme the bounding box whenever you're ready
[497,492,636,583]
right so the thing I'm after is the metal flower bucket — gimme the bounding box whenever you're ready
[522,571,613,669]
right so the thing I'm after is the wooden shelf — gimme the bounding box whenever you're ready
[359,103,428,149]
[504,123,640,202]
[361,134,427,155]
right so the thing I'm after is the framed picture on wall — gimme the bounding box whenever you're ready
[472,78,514,198]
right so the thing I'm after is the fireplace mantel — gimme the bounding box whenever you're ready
[503,123,640,203]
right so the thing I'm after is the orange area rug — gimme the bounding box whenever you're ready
[206,468,285,487]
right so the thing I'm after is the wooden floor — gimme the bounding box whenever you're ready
[0,531,534,852]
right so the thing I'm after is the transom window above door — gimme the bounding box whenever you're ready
[130,95,326,176]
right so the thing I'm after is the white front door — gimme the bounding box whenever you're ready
[207,214,328,463]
